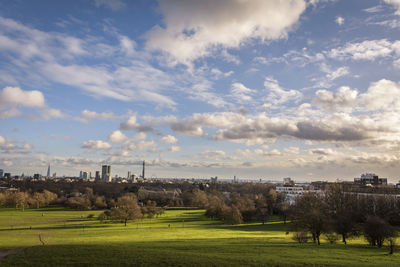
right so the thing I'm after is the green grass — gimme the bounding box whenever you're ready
[0,207,399,266]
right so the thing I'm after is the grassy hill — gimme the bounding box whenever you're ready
[0,207,399,266]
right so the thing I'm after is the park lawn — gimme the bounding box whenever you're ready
[0,207,399,266]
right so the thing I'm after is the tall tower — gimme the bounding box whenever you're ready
[142,160,145,179]
[47,164,51,177]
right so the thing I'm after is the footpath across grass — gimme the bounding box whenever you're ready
[0,207,399,266]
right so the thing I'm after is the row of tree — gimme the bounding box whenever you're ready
[187,188,285,225]
[0,190,57,211]
[290,184,399,251]
[98,194,165,226]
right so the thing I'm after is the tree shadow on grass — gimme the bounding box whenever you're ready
[1,239,395,267]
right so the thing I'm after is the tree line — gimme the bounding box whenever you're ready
[290,184,399,253]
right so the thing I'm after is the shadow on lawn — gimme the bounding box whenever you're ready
[1,238,394,267]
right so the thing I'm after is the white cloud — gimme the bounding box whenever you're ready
[110,150,131,157]
[325,66,349,81]
[133,132,147,141]
[3,160,13,167]
[21,143,33,150]
[79,109,115,122]
[313,86,358,112]
[161,135,178,144]
[202,150,227,159]
[168,146,180,152]
[41,108,64,120]
[145,0,307,66]
[120,115,154,132]
[384,0,400,15]
[170,112,246,136]
[230,83,254,103]
[284,147,300,154]
[119,35,135,56]
[328,39,400,61]
[363,5,384,13]
[136,140,156,150]
[0,17,176,107]
[0,86,45,108]
[0,107,21,119]
[309,148,335,156]
[108,130,128,144]
[82,140,112,150]
[361,79,400,111]
[264,76,302,106]
[335,16,345,25]
[120,115,138,130]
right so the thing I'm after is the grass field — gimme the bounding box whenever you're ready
[0,207,399,266]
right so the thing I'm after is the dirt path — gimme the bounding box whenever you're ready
[0,248,26,259]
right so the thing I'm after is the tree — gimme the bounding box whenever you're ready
[67,196,91,210]
[364,216,396,248]
[205,195,226,219]
[15,192,30,211]
[42,190,58,205]
[31,192,46,208]
[277,201,290,224]
[254,194,269,224]
[325,184,360,244]
[94,196,107,209]
[290,193,328,245]
[192,189,208,208]
[109,193,142,226]
[222,205,243,225]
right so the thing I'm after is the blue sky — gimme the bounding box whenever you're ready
[1,0,400,182]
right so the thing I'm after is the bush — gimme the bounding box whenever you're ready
[325,232,339,244]
[292,232,310,243]
[364,216,396,248]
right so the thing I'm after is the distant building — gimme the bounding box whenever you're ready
[276,186,304,205]
[0,169,3,178]
[127,171,131,180]
[47,164,51,177]
[79,171,83,179]
[102,165,111,182]
[354,173,387,186]
[82,171,89,179]
[4,173,11,179]
[210,176,218,183]
[95,171,100,180]
[283,177,295,186]
[33,173,41,180]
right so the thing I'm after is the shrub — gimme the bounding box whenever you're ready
[292,232,309,243]
[325,232,339,244]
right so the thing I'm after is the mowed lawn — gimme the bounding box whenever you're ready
[0,207,399,266]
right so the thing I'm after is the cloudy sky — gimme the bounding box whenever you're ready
[1,0,400,182]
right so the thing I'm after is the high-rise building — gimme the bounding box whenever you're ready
[95,171,100,180]
[102,165,111,181]
[127,171,131,180]
[79,171,83,178]
[82,172,88,179]
[0,169,3,178]
[47,164,51,177]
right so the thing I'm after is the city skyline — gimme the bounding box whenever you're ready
[1,0,400,181]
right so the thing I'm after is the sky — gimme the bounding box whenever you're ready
[0,0,400,182]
